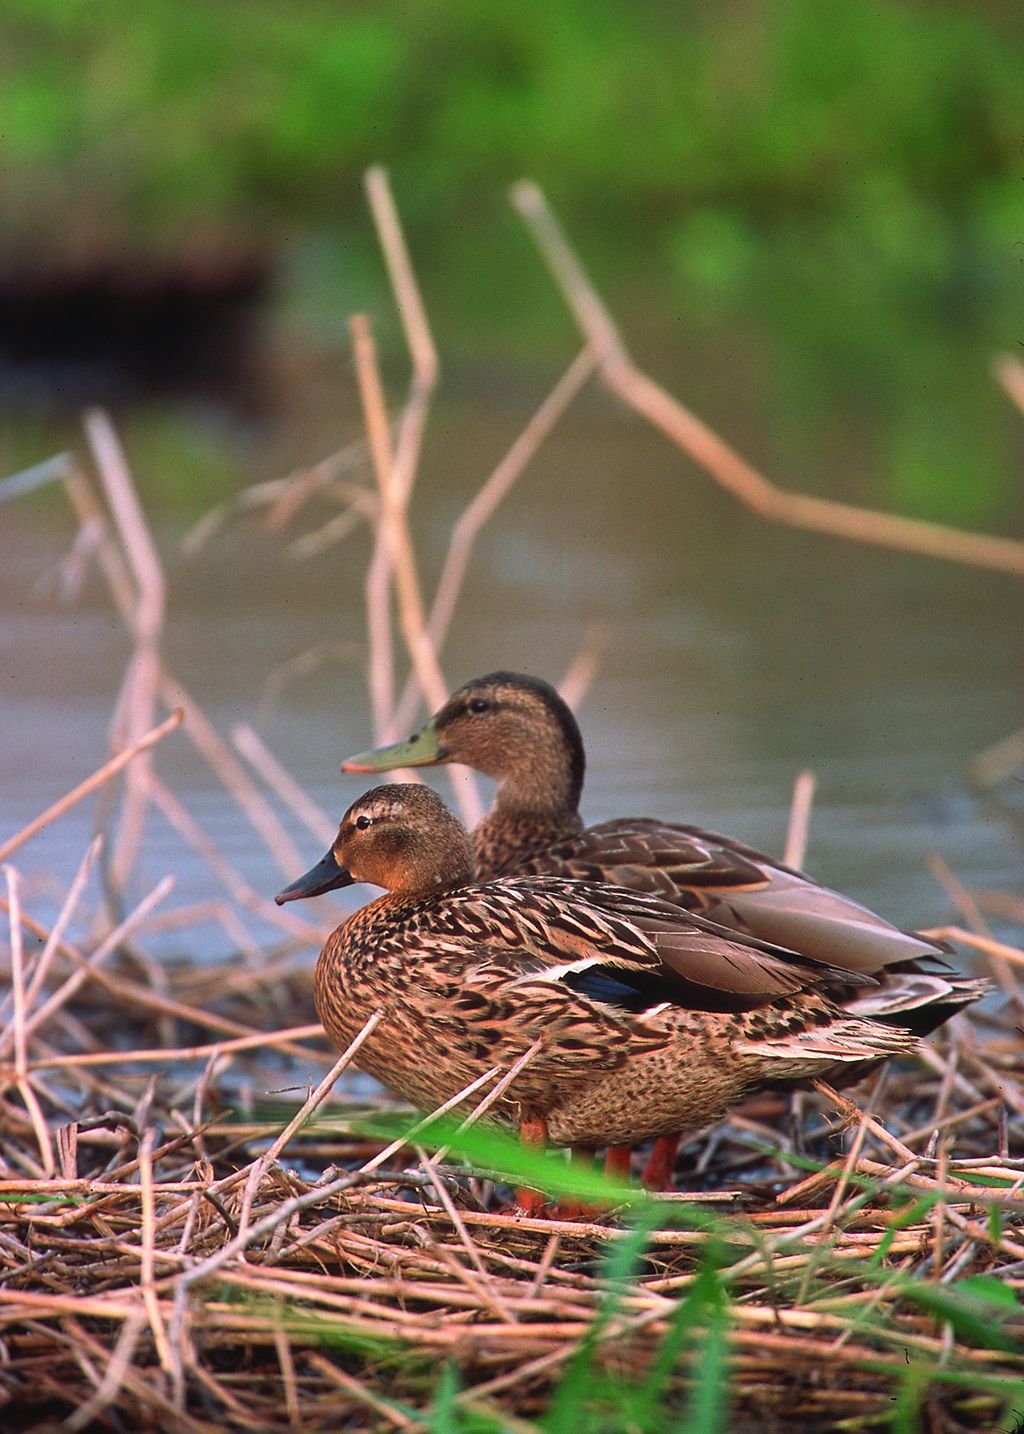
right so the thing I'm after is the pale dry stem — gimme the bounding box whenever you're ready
[512,180,1024,579]
[349,311,483,827]
[231,724,336,847]
[392,347,598,731]
[85,410,166,898]
[0,709,183,867]
[993,352,1024,417]
[364,166,438,509]
[783,770,816,870]
[236,1011,384,1236]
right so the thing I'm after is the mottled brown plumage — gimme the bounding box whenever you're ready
[277,785,919,1151]
[341,672,986,1034]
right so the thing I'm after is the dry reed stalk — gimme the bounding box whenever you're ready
[0,894,322,1058]
[357,1065,508,1175]
[511,181,1024,580]
[85,410,166,899]
[179,443,371,555]
[61,460,311,877]
[460,1042,547,1137]
[349,311,483,828]
[236,1011,384,1235]
[18,874,174,1045]
[176,1167,390,1291]
[783,769,816,870]
[557,623,609,713]
[306,1353,422,1431]
[974,889,1024,925]
[391,346,598,731]
[968,722,1024,790]
[63,1309,147,1433]
[364,167,438,510]
[424,1039,547,1174]
[28,1023,325,1071]
[350,312,443,713]
[812,1080,918,1165]
[231,724,336,846]
[345,173,489,824]
[272,1321,301,1431]
[264,451,373,535]
[927,854,1024,1013]
[144,773,319,941]
[285,502,365,560]
[4,866,55,1176]
[0,708,183,866]
[413,1146,519,1324]
[994,352,1024,416]
[19,836,104,1019]
[51,504,108,602]
[158,677,306,877]
[0,450,74,502]
[138,1128,176,1378]
[923,925,1024,971]
[345,176,434,752]
[254,641,366,728]
[60,456,139,619]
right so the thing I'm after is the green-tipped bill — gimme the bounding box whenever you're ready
[340,719,446,773]
[276,849,354,905]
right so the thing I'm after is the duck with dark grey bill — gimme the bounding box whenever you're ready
[277,784,923,1214]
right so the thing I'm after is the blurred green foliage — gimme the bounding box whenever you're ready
[3,0,1024,520]
[5,0,1020,238]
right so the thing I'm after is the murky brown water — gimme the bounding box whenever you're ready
[2,369,1021,961]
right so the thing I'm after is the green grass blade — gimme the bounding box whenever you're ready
[681,1272,731,1434]
[889,1360,929,1434]
[898,1278,1021,1353]
[352,1109,730,1228]
[628,1242,730,1431]
[429,1363,461,1432]
[541,1208,662,1433]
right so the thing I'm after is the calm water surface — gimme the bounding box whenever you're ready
[2,374,1022,965]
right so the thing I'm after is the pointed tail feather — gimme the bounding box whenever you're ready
[737,1014,918,1078]
[843,975,989,1035]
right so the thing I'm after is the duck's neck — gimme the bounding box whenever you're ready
[339,879,464,945]
[470,733,583,878]
[474,805,584,879]
[489,723,584,821]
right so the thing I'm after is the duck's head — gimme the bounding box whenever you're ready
[275,784,474,904]
[340,672,585,813]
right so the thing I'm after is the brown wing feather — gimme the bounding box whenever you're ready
[494,818,945,972]
[383,876,869,1006]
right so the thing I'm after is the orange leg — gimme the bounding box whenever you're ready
[640,1133,681,1191]
[514,1116,550,1216]
[604,1144,633,1181]
[514,1132,610,1221]
[558,1148,599,1221]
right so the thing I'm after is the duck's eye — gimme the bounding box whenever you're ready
[468,697,490,714]
[355,815,372,830]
